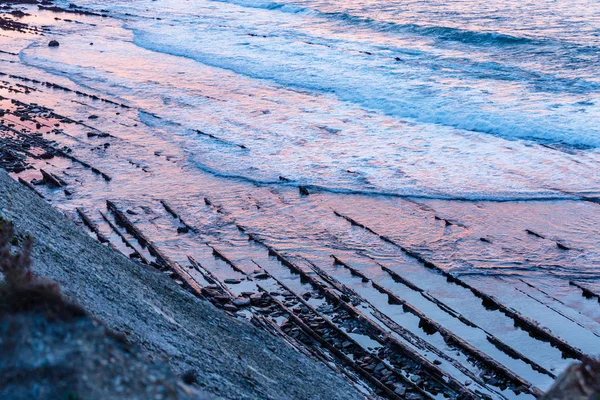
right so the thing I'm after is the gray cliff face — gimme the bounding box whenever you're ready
[0,169,362,400]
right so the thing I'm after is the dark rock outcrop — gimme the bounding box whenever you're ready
[541,358,600,400]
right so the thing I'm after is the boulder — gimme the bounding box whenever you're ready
[542,358,600,400]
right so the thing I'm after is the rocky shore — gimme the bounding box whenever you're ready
[3,164,600,400]
[0,168,362,400]
[2,1,600,399]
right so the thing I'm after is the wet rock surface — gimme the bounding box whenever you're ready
[0,169,362,400]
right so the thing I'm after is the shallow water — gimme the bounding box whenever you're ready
[19,0,600,199]
[1,0,600,397]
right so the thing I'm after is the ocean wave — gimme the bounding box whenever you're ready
[32,0,600,150]
[211,0,539,47]
[127,29,600,148]
[325,13,534,46]
[184,156,587,203]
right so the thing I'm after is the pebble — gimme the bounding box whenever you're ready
[214,295,230,303]
[394,385,406,396]
[232,298,251,307]
[374,362,385,373]
[250,293,264,302]
[223,304,238,312]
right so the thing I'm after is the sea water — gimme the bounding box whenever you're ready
[23,0,600,200]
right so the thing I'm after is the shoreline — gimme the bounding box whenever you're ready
[1,1,600,399]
